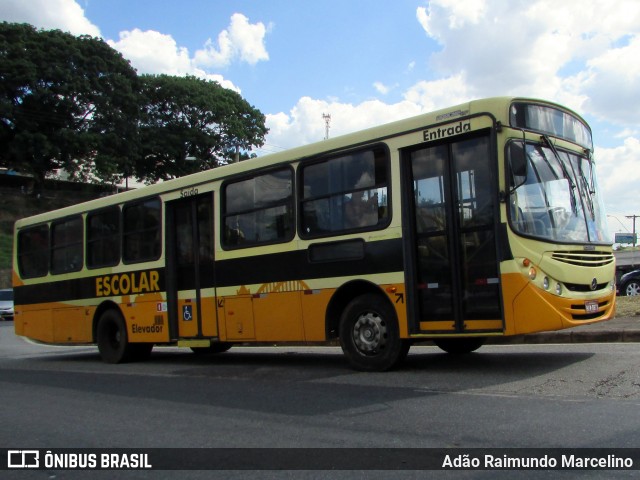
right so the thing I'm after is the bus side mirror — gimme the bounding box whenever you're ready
[508,142,527,188]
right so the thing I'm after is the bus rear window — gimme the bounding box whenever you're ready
[17,225,49,278]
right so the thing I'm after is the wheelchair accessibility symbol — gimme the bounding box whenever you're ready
[183,305,193,321]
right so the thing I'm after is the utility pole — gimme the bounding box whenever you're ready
[626,214,639,267]
[322,113,331,140]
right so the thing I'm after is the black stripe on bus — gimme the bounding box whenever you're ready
[13,267,167,306]
[14,238,404,306]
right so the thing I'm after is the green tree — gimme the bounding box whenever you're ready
[0,23,140,188]
[136,75,268,183]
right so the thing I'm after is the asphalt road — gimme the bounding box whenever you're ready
[1,321,639,479]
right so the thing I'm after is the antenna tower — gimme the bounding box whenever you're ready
[322,113,331,140]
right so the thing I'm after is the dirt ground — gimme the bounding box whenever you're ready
[615,295,640,317]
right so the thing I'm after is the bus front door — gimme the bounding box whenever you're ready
[403,133,504,334]
[165,194,217,341]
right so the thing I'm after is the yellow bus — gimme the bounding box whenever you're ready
[12,97,616,371]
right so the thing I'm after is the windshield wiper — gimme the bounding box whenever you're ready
[579,150,596,220]
[542,135,578,215]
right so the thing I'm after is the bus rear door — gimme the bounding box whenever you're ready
[165,193,218,342]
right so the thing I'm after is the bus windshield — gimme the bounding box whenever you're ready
[508,141,612,244]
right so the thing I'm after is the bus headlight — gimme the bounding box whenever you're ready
[555,283,563,295]
[528,267,537,280]
[543,277,550,290]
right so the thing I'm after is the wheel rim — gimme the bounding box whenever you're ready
[106,321,122,349]
[626,282,640,296]
[352,312,387,355]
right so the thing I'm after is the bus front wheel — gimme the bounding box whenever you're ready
[339,293,409,371]
[96,309,135,364]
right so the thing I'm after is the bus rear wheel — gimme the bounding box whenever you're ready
[434,337,486,355]
[96,309,135,364]
[339,293,409,371]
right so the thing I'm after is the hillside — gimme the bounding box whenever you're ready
[0,176,117,288]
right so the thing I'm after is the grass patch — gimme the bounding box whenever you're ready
[615,295,640,317]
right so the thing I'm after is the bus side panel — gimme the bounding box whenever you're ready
[253,291,304,342]
[15,300,93,343]
[16,305,53,342]
[176,297,199,338]
[121,292,170,343]
[223,295,255,341]
[200,292,218,338]
[388,283,409,338]
[501,272,530,335]
[301,289,333,342]
[52,307,92,342]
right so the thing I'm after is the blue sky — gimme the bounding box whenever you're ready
[82,0,433,114]
[3,0,640,235]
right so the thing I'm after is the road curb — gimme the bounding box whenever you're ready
[487,317,640,345]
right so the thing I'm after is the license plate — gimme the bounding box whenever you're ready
[585,301,599,313]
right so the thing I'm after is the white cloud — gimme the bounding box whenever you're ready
[194,13,270,68]
[2,3,269,91]
[414,0,640,113]
[6,0,640,223]
[265,74,475,153]
[0,0,100,36]
[406,0,640,221]
[373,82,397,95]
[578,35,640,125]
[106,29,240,91]
[417,0,486,33]
[596,137,640,215]
[403,74,472,112]
[615,128,640,139]
[108,29,191,75]
[105,13,271,90]
[265,97,422,149]
[263,0,640,223]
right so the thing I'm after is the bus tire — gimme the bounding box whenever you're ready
[191,343,232,355]
[339,293,409,371]
[434,337,486,355]
[96,309,134,364]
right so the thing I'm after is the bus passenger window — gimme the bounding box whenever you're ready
[51,216,83,274]
[345,191,380,229]
[300,146,390,237]
[87,206,120,268]
[222,167,294,248]
[123,198,161,263]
